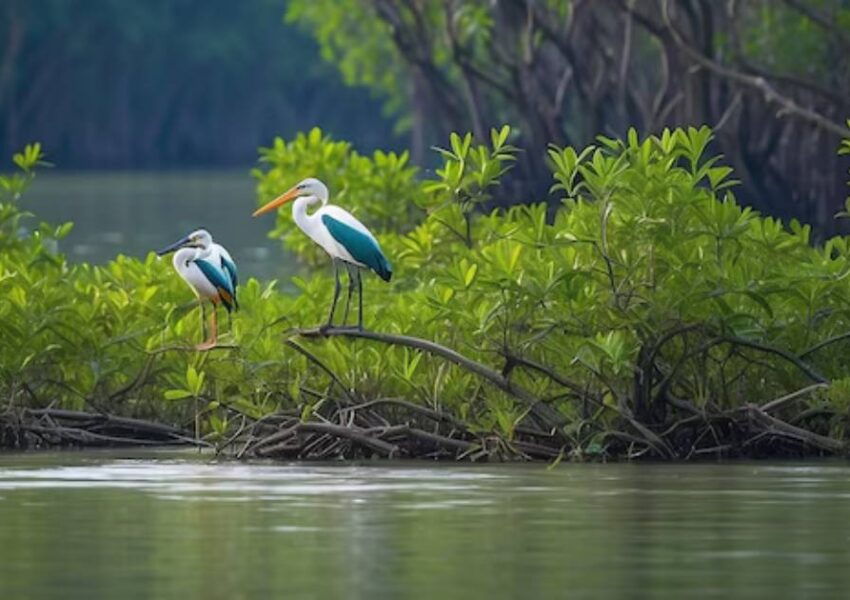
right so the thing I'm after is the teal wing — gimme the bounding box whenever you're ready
[220,255,238,289]
[195,258,238,312]
[321,215,392,281]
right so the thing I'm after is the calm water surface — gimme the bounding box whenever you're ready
[27,170,296,281]
[1,452,849,599]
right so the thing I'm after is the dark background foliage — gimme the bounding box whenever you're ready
[287,0,850,233]
[2,0,850,234]
[0,0,398,168]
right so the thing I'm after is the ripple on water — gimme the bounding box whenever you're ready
[270,525,326,533]
[0,460,506,502]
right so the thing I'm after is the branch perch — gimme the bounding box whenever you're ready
[294,327,568,432]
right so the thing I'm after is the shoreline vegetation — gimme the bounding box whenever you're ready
[4,125,850,461]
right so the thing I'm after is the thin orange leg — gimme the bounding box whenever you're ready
[196,300,219,351]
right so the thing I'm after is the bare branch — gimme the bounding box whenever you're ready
[747,404,844,454]
[721,336,829,384]
[800,331,850,359]
[760,383,829,413]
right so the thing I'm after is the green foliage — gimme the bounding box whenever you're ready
[426,126,516,205]
[738,1,850,79]
[421,125,518,246]
[1,143,50,201]
[284,0,473,134]
[5,123,850,456]
[285,1,410,126]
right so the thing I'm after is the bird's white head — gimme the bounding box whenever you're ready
[187,228,212,249]
[252,177,328,217]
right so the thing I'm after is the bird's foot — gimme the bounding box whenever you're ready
[334,324,361,332]
[195,339,218,351]
[314,323,363,335]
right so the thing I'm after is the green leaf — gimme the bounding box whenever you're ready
[186,366,205,396]
[464,262,478,286]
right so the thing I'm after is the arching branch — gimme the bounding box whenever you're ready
[294,326,568,432]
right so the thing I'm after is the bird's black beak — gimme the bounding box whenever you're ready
[156,235,192,256]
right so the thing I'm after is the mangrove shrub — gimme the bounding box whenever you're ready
[3,126,850,459]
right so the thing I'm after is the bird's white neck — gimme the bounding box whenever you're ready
[292,195,324,230]
[172,246,209,270]
[173,247,197,270]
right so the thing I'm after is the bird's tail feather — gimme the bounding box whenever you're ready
[374,253,392,282]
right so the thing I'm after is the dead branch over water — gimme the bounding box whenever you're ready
[0,408,208,449]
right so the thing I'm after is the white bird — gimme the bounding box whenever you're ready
[252,177,391,330]
[157,229,238,350]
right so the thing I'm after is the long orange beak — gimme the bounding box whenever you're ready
[252,187,299,217]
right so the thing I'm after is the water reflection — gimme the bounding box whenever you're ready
[0,453,849,598]
[26,170,297,282]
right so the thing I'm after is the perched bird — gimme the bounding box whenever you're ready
[252,178,391,330]
[157,229,238,350]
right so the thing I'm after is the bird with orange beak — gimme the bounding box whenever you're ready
[253,178,391,330]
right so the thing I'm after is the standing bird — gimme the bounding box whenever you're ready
[252,178,391,330]
[157,229,238,350]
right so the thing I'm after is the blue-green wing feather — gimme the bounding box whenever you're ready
[195,258,238,312]
[321,215,392,281]
[220,255,238,289]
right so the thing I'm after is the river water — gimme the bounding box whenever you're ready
[26,170,296,282]
[1,452,849,599]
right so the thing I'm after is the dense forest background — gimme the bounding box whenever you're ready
[2,0,850,233]
[0,0,399,168]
